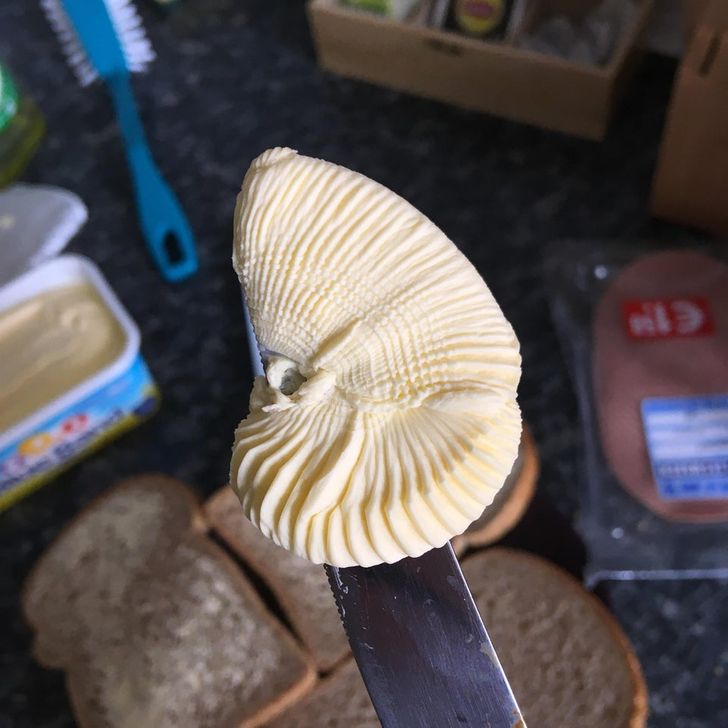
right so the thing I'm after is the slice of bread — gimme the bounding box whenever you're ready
[453,425,539,553]
[462,549,648,728]
[23,475,316,728]
[264,659,379,728]
[206,487,349,672]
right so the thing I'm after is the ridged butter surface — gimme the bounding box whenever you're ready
[231,147,521,567]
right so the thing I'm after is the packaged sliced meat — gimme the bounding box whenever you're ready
[546,243,728,583]
[593,251,728,522]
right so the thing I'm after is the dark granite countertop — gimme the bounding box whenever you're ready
[1,1,726,726]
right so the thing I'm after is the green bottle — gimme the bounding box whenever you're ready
[0,62,45,187]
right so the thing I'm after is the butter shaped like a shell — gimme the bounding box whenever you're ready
[231,148,521,567]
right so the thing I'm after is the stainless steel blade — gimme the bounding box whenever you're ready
[243,295,264,377]
[325,544,525,728]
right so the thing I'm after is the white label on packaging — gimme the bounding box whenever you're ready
[641,394,728,500]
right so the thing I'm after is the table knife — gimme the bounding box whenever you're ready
[325,546,525,728]
[242,298,525,728]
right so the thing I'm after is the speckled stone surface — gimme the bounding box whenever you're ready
[0,1,726,726]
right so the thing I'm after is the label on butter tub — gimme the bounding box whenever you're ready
[0,356,158,509]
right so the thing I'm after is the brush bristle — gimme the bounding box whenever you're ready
[105,0,156,72]
[40,0,155,86]
[41,0,97,85]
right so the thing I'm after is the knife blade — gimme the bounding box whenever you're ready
[325,545,525,728]
[241,296,524,727]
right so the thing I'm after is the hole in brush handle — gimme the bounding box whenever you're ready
[156,228,198,282]
[163,232,185,266]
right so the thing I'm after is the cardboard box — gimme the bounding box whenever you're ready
[684,0,711,38]
[307,0,653,140]
[643,0,699,56]
[651,1,728,236]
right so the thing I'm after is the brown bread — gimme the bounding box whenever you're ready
[265,660,379,728]
[463,548,648,728]
[268,547,647,728]
[206,486,350,672]
[23,475,316,728]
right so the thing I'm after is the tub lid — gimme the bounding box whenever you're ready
[0,184,88,288]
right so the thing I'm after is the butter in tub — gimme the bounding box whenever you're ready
[0,254,158,510]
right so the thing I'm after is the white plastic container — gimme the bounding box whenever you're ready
[0,254,158,510]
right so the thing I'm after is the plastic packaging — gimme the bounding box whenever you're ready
[0,184,87,286]
[545,242,728,584]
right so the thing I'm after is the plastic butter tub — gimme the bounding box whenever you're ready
[0,254,158,510]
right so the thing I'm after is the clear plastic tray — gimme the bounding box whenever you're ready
[544,241,728,584]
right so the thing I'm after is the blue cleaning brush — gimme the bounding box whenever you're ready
[42,0,198,282]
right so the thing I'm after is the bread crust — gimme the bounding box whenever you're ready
[22,474,317,728]
[264,658,380,728]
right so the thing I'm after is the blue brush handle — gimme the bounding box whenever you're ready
[107,73,197,282]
